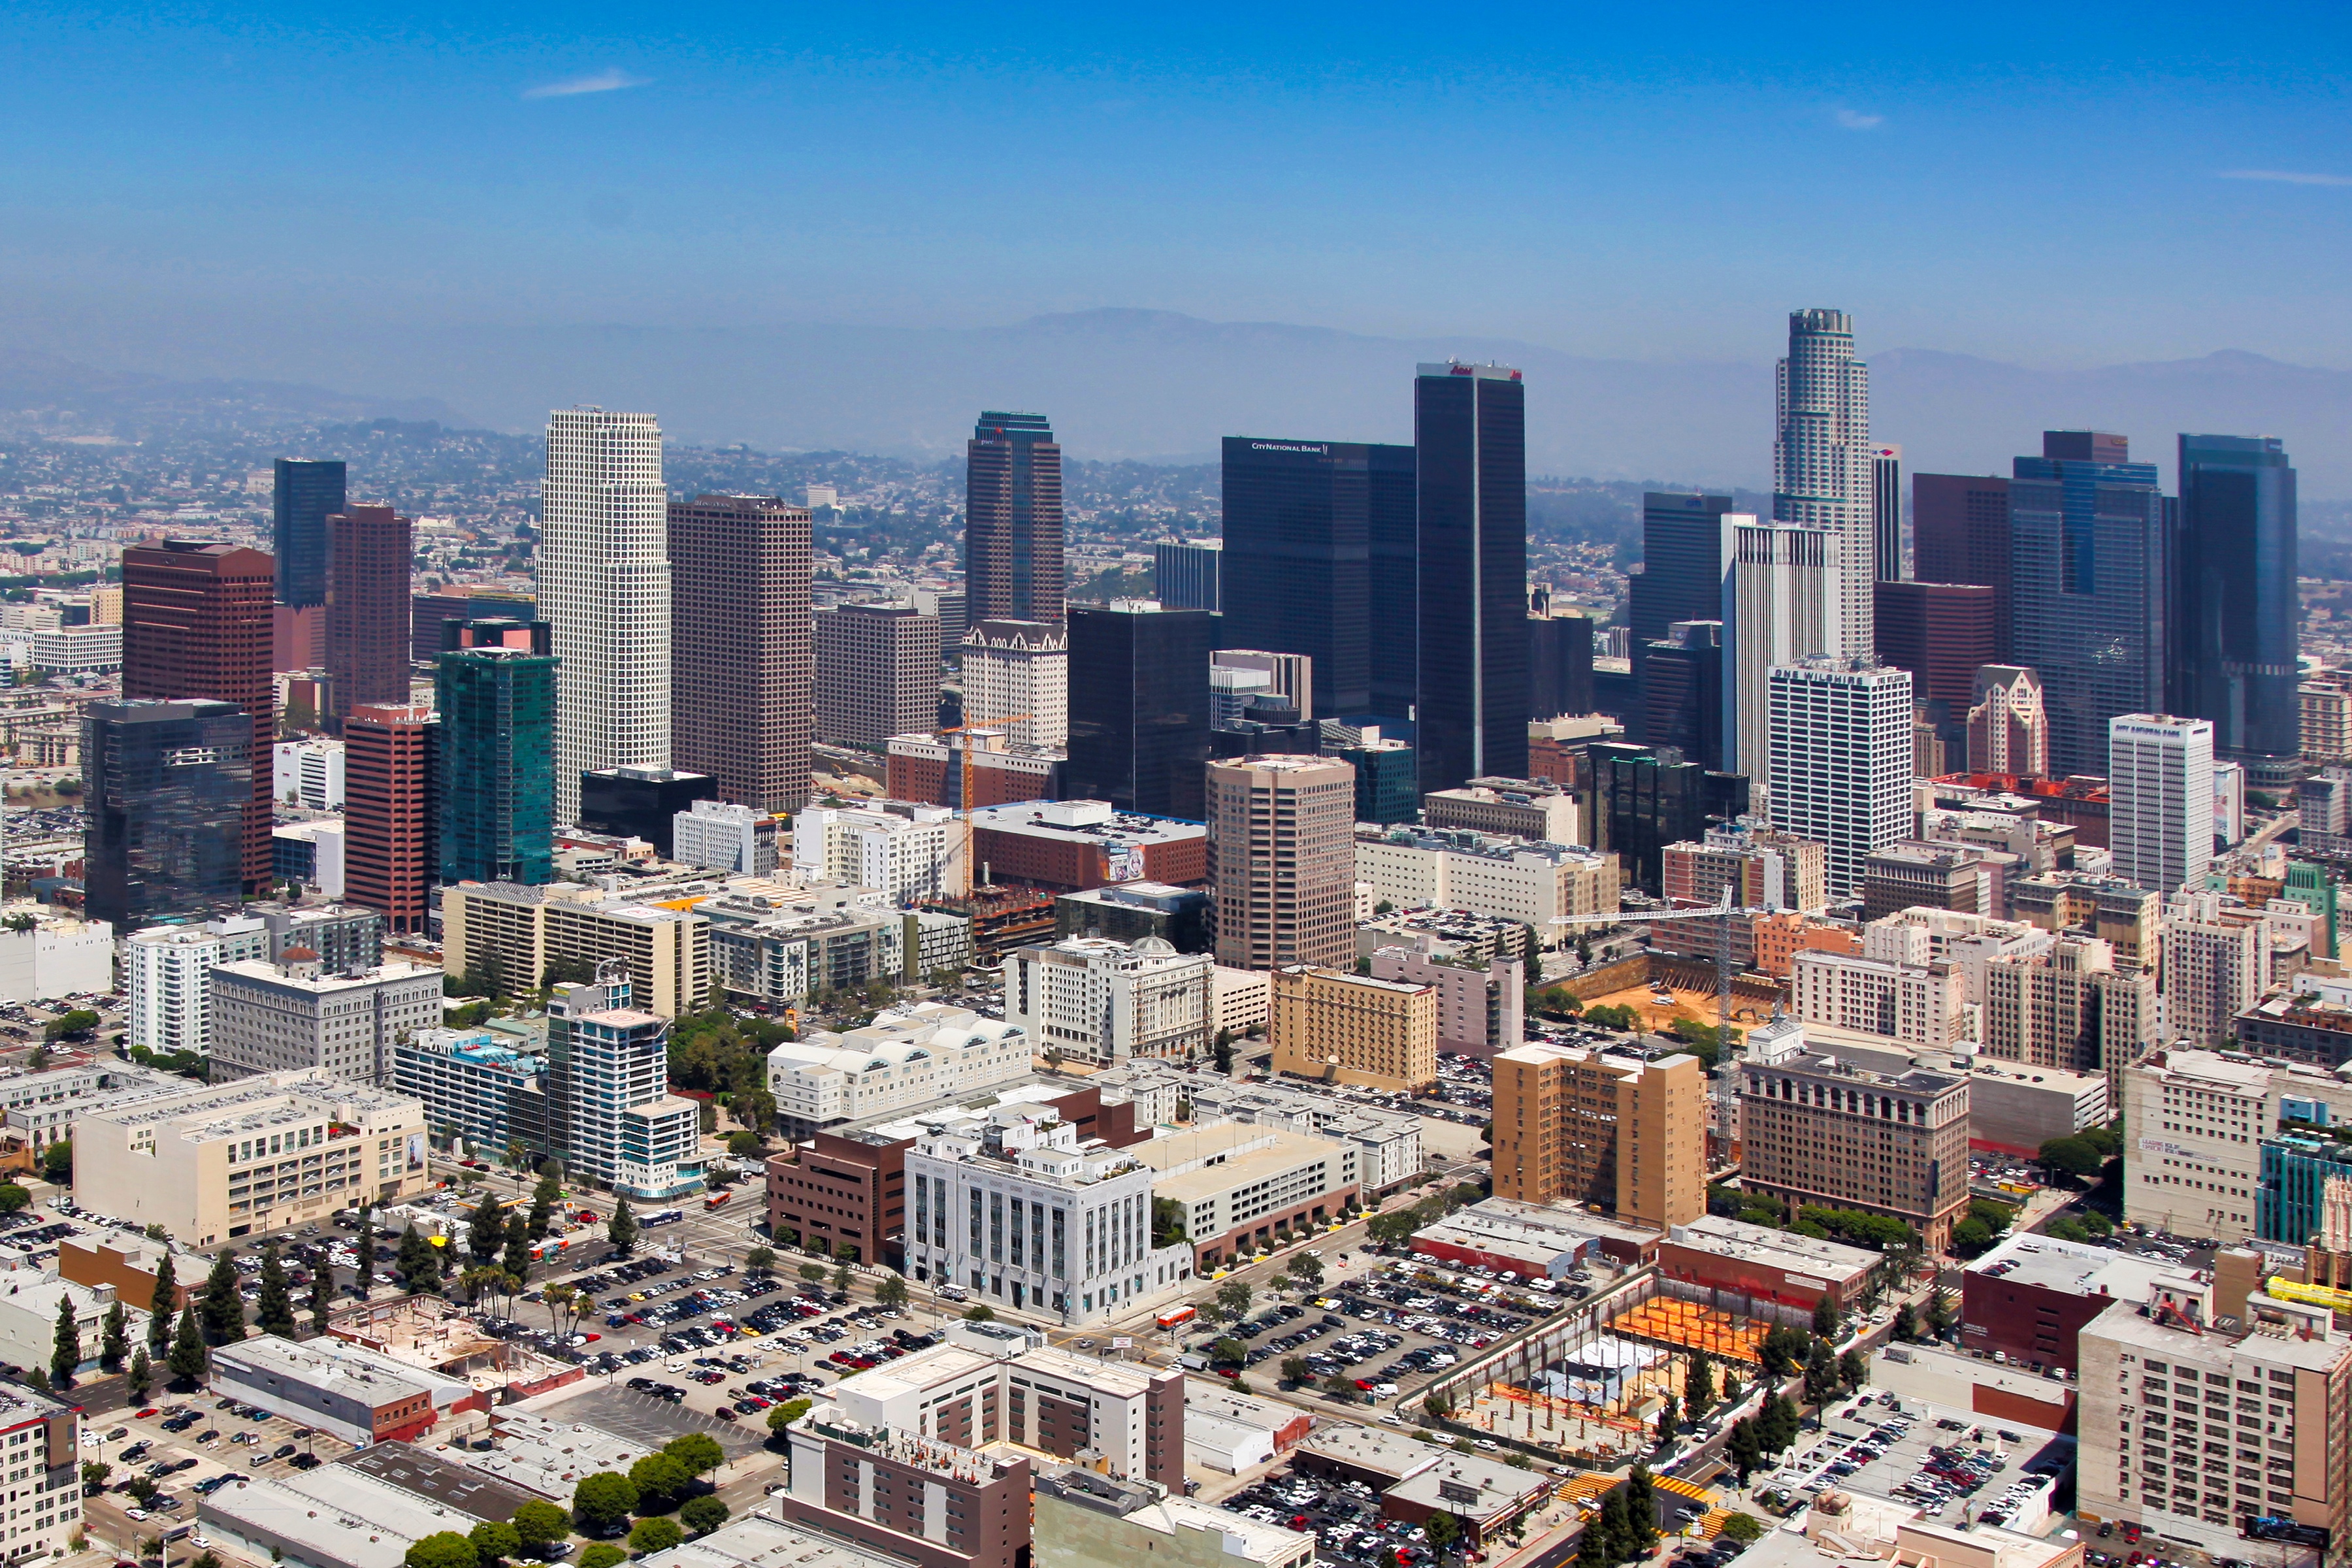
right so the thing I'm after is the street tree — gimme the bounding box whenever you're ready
[468,1191,506,1265]
[168,1305,207,1383]
[99,1300,126,1373]
[608,1197,638,1258]
[197,1250,245,1346]
[50,1294,77,1386]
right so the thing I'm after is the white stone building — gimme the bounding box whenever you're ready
[125,915,270,1055]
[961,618,1068,749]
[1790,928,1960,1047]
[0,905,110,1005]
[208,954,444,1086]
[792,801,968,904]
[671,798,779,876]
[1767,656,1913,898]
[1004,936,1213,1065]
[766,1002,1031,1139]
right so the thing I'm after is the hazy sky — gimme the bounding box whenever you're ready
[8,0,2352,370]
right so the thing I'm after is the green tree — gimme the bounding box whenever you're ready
[962,1304,995,1321]
[1722,1371,1744,1409]
[197,1249,246,1346]
[50,1293,77,1386]
[832,1258,853,1292]
[627,1519,683,1556]
[1215,1279,1252,1322]
[1423,1513,1460,1554]
[1596,1486,1631,1563]
[578,1550,625,1568]
[1290,1251,1324,1287]
[1623,1465,1658,1558]
[503,1215,533,1284]
[1576,1515,1611,1568]
[80,1458,110,1495]
[355,1204,379,1290]
[528,1175,562,1239]
[1725,1418,1761,1483]
[1684,1349,1714,1414]
[1890,1300,1918,1343]
[798,1262,828,1285]
[126,1347,152,1403]
[470,1191,508,1265]
[1924,1288,1954,1339]
[1718,1514,1764,1544]
[663,1433,724,1477]
[1810,1296,1842,1341]
[679,1495,729,1537]
[255,1239,297,1337]
[168,1305,207,1383]
[745,1245,777,1275]
[571,1472,638,1537]
[468,1520,521,1568]
[404,1532,482,1568]
[1211,1337,1249,1366]
[99,1299,127,1373]
[1838,1348,1868,1392]
[1802,1339,1838,1405]
[510,1501,571,1554]
[146,1251,177,1353]
[0,1185,29,1215]
[608,1196,638,1258]
[38,1138,70,1184]
[766,1399,811,1438]
[1281,1356,1312,1386]
[1213,1029,1234,1072]
[1655,1391,1679,1445]
[42,1009,98,1042]
[2037,1135,2103,1181]
[309,1255,336,1334]
[397,1224,444,1294]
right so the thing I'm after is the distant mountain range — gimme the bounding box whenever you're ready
[3,308,2350,494]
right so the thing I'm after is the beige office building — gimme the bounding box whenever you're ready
[1735,1036,1971,1249]
[440,881,711,1016]
[1207,755,1356,972]
[1980,935,2160,1079]
[1268,966,1437,1094]
[1489,1041,1705,1231]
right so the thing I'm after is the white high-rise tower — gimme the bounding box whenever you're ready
[541,408,670,824]
[1722,517,1842,784]
[1767,656,1912,898]
[1774,310,1874,660]
[2109,713,2215,894]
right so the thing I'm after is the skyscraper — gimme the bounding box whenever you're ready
[667,492,813,813]
[1222,436,1415,719]
[1527,606,1595,721]
[436,619,557,887]
[1772,310,1874,659]
[961,619,1068,748]
[1912,473,2012,658]
[1871,444,1903,581]
[123,540,278,894]
[1630,493,1735,648]
[1872,580,1997,757]
[1207,754,1358,971]
[2171,434,2298,776]
[1066,604,1214,820]
[1152,540,1222,612]
[540,407,669,824]
[1722,518,1840,782]
[2108,713,2214,895]
[812,602,941,748]
[325,504,413,730]
[84,699,255,928]
[1767,657,1914,898]
[343,703,437,934]
[966,411,1065,624]
[272,458,345,610]
[1415,363,1529,794]
[1967,665,2050,776]
[1640,621,1723,772]
[2009,432,2166,777]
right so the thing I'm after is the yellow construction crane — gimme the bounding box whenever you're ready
[937,713,1033,825]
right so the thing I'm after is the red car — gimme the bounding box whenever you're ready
[135,1409,159,1418]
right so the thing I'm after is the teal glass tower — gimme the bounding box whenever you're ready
[436,618,557,885]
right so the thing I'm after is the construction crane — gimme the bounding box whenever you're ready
[932,714,1034,890]
[1544,887,1748,1044]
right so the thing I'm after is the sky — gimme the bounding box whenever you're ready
[5,0,2352,372]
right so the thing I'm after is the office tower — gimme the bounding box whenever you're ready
[1968,665,2050,776]
[1209,694,1319,759]
[1416,363,1529,794]
[1527,606,1595,719]
[436,619,557,887]
[1490,1042,1705,1229]
[1223,436,1416,718]
[578,767,717,857]
[1066,604,1214,820]
[1722,518,1840,781]
[667,492,813,813]
[1152,539,1222,612]
[1208,658,1271,727]
[342,703,437,934]
[1871,444,1903,581]
[1772,309,1874,659]
[1980,936,2157,1077]
[1872,580,1997,755]
[1662,819,1828,914]
[2159,896,2262,1047]
[1912,472,2013,659]
[271,458,345,610]
[83,699,254,928]
[966,410,1065,624]
[1585,742,1750,896]
[1212,649,1313,722]
[2108,713,2214,894]
[1737,1039,1971,1249]
[962,619,1068,748]
[2010,432,2166,777]
[1369,445,1420,727]
[123,540,277,894]
[912,587,967,653]
[1640,621,1723,771]
[323,504,412,730]
[410,587,535,662]
[1628,493,1733,668]
[1005,936,1215,1065]
[1767,657,1914,899]
[813,602,941,748]
[1206,754,1357,971]
[2172,434,2299,777]
[1324,730,1418,825]
[540,406,668,824]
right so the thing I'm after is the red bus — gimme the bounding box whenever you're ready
[1155,1305,1197,1330]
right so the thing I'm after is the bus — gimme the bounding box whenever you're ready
[1154,1305,1198,1330]
[704,1192,733,1211]
[642,1209,686,1228]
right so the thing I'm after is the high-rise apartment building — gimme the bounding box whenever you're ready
[1267,966,1438,1094]
[1490,1041,1705,1230]
[1415,363,1528,795]
[1772,310,1874,659]
[436,619,556,887]
[1871,444,1903,581]
[342,703,436,934]
[544,970,704,1200]
[1967,664,2050,776]
[2171,434,2298,777]
[1152,539,1222,612]
[540,407,668,824]
[1066,604,1213,821]
[323,504,412,730]
[1767,658,1914,898]
[271,458,345,610]
[123,540,277,894]
[1737,1031,1972,1248]
[667,492,813,813]
[2109,713,2215,895]
[2302,668,2352,762]
[1722,518,1839,781]
[962,619,1068,749]
[966,411,1065,625]
[1220,437,1414,718]
[124,915,269,1055]
[814,602,941,748]
[1911,472,2012,659]
[2010,432,2167,777]
[1980,936,2159,1077]
[1207,755,1356,972]
[84,698,255,930]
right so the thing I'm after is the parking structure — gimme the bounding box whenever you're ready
[1754,1390,2074,1531]
[80,1393,357,1544]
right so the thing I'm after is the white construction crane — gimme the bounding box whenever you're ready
[1545,887,1757,1042]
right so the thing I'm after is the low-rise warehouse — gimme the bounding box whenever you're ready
[1656,1215,1882,1313]
[210,1333,482,1446]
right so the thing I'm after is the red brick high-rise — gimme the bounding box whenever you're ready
[667,494,813,812]
[123,541,277,894]
[344,703,438,934]
[327,504,414,730]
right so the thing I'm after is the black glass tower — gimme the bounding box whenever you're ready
[1629,493,1733,649]
[1528,611,1596,720]
[83,698,254,928]
[272,457,346,609]
[1640,621,1724,773]
[1066,604,1215,819]
[2171,434,2298,772]
[1585,740,1750,896]
[1221,437,1415,721]
[1415,363,1529,796]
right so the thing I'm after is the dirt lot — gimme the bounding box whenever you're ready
[1576,981,1718,1033]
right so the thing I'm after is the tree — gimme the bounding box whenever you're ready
[745,1246,777,1275]
[1890,1301,1918,1343]
[147,1252,177,1354]
[2038,1135,2103,1181]
[1722,1371,1744,1409]
[1838,1348,1868,1392]
[468,1521,521,1568]
[1810,1296,1842,1341]
[962,1305,995,1321]
[1320,1371,1356,1398]
[664,1433,725,1477]
[355,1205,379,1290]
[470,1192,508,1265]
[1803,1340,1838,1406]
[503,1215,533,1284]
[43,1009,98,1042]
[196,1249,244,1346]
[832,1258,853,1293]
[510,1501,571,1554]
[543,1283,583,1341]
[1281,1356,1312,1386]
[48,1294,76,1387]
[80,1459,110,1495]
[1924,1288,1954,1340]
[799,1262,828,1285]
[1576,1514,1611,1568]
[1290,1251,1324,1287]
[1215,1279,1253,1323]
[1596,1486,1631,1563]
[629,1452,691,1514]
[127,1347,152,1403]
[1684,1348,1714,1414]
[578,1550,625,1568]
[1424,1513,1460,1554]
[39,1138,71,1186]
[874,1274,908,1311]
[1655,1391,1679,1445]
[99,1300,126,1373]
[0,1186,28,1215]
[727,1131,763,1156]
[528,1175,562,1239]
[256,1240,297,1337]
[404,1532,482,1568]
[571,1472,638,1537]
[1725,1419,1761,1483]
[1211,1337,1249,1366]
[608,1196,638,1258]
[1623,1465,1659,1558]
[397,1224,444,1295]
[168,1305,206,1383]
[679,1496,729,1537]
[766,1399,811,1438]
[1214,1029,1234,1072]
[627,1519,683,1556]
[1718,1513,1764,1544]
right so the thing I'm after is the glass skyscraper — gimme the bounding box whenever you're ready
[1065,604,1214,821]
[83,698,254,928]
[2008,431,2167,779]
[1415,363,1529,795]
[436,618,557,886]
[271,457,345,609]
[2171,433,2298,775]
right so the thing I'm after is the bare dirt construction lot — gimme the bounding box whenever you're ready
[1577,981,1718,1034]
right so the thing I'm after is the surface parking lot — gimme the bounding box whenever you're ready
[80,1395,355,1543]
[1758,1390,2073,1529]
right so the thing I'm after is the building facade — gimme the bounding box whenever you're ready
[272,457,346,611]
[1207,755,1357,972]
[961,619,1068,749]
[1722,518,1838,783]
[1737,1039,1971,1249]
[1766,657,1913,898]
[1005,937,1213,1065]
[1772,309,1875,661]
[208,954,444,1086]
[1488,1042,1705,1231]
[2110,713,2215,896]
[342,702,436,934]
[1415,363,1528,794]
[324,504,412,730]
[1267,966,1437,1094]
[436,619,556,887]
[1967,664,2048,776]
[2171,434,2298,777]
[84,698,256,929]
[667,491,814,813]
[815,602,942,750]
[1066,604,1214,821]
[966,411,1066,625]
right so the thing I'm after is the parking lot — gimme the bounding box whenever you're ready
[79,1395,355,1551]
[1218,1464,1445,1566]
[1756,1390,2074,1530]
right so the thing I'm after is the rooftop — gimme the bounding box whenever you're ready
[1011,1343,1160,1399]
[1294,1422,1442,1482]
[967,801,1207,843]
[1036,1467,1313,1565]
[1666,1215,1881,1284]
[1384,1452,1552,1518]
[631,1511,911,1568]
[337,1443,542,1523]
[1965,1232,2203,1301]
[469,1413,651,1499]
[2083,1293,2352,1371]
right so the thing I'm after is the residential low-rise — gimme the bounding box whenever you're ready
[0,1378,84,1563]
[390,1029,553,1159]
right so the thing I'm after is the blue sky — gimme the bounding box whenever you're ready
[7,0,2352,370]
